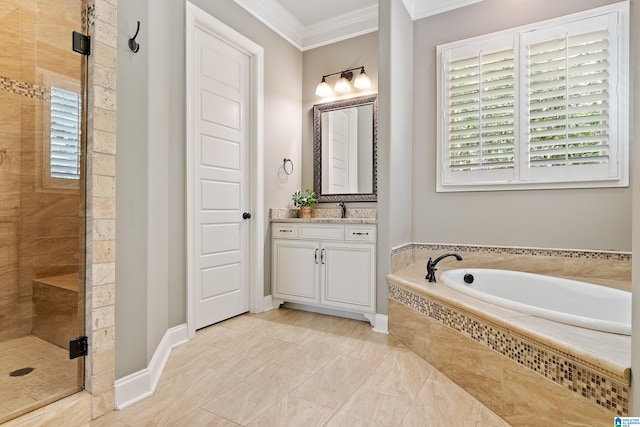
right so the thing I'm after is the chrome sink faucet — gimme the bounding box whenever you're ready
[426,252,463,282]
[337,202,346,218]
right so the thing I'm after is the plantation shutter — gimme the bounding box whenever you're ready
[437,4,627,191]
[50,87,81,180]
[523,13,619,183]
[441,35,516,186]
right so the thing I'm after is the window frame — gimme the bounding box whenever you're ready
[436,2,629,192]
[38,71,82,191]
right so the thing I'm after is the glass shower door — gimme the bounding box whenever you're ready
[0,0,86,422]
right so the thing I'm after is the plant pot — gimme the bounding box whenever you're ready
[299,206,312,219]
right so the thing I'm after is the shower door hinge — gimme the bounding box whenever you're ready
[69,336,89,359]
[72,31,91,56]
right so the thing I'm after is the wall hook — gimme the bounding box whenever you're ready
[128,21,141,53]
[283,158,293,175]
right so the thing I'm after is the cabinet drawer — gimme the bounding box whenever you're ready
[299,224,344,241]
[272,224,299,238]
[345,225,376,242]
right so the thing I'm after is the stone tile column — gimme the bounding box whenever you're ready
[86,0,117,419]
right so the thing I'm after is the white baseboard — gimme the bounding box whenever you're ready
[262,295,274,312]
[372,314,388,334]
[114,323,188,410]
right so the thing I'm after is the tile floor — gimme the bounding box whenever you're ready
[0,336,79,424]
[93,308,509,426]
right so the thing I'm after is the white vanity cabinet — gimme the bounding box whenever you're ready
[271,222,376,318]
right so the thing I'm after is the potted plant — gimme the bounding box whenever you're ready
[292,189,317,218]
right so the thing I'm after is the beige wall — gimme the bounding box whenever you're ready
[301,32,379,197]
[631,0,639,414]
[411,0,631,252]
[116,0,303,378]
[377,0,414,314]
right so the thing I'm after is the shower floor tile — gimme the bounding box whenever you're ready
[0,335,80,424]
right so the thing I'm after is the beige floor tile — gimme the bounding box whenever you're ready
[202,362,310,425]
[274,335,345,374]
[118,368,243,426]
[362,347,433,401]
[173,408,241,426]
[84,310,508,427]
[401,369,509,427]
[158,344,236,387]
[325,386,412,427]
[192,324,237,347]
[247,396,334,427]
[213,336,298,380]
[339,322,404,363]
[290,354,379,409]
[210,326,272,354]
[90,411,129,427]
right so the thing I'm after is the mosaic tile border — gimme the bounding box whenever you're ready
[0,76,50,101]
[82,3,96,32]
[389,281,630,416]
[392,242,631,262]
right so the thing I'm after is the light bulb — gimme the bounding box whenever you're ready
[334,76,351,93]
[315,77,332,97]
[354,68,371,89]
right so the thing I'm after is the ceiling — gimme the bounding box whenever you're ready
[233,0,483,51]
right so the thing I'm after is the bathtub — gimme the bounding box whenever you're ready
[439,268,631,335]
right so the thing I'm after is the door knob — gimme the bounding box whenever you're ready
[242,212,251,219]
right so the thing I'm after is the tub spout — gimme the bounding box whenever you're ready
[426,252,463,282]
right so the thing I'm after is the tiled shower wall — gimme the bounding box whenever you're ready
[1,0,117,423]
[0,0,82,343]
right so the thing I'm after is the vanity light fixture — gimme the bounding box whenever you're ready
[315,66,371,97]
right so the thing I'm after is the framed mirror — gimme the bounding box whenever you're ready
[313,95,377,202]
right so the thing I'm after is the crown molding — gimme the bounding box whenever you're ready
[401,0,415,19]
[411,0,483,20]
[302,4,378,51]
[234,0,377,51]
[234,0,485,50]
[233,0,305,50]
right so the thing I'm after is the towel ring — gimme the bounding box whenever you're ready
[283,158,293,175]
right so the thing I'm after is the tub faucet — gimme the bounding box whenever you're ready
[426,252,463,283]
[337,202,346,218]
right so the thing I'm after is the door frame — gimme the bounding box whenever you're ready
[186,2,264,339]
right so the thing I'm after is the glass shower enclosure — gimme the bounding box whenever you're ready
[0,0,87,422]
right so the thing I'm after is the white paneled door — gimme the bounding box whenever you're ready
[192,23,251,329]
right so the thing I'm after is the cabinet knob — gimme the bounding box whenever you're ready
[242,212,252,219]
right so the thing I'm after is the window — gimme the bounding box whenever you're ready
[37,71,82,191]
[50,87,81,181]
[437,3,629,191]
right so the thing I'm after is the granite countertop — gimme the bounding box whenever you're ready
[271,217,376,224]
[270,208,377,224]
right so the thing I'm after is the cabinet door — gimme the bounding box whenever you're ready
[272,239,319,303]
[321,243,375,313]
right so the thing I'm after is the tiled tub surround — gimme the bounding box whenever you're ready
[388,244,631,425]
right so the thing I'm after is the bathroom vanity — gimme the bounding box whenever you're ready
[271,217,376,324]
